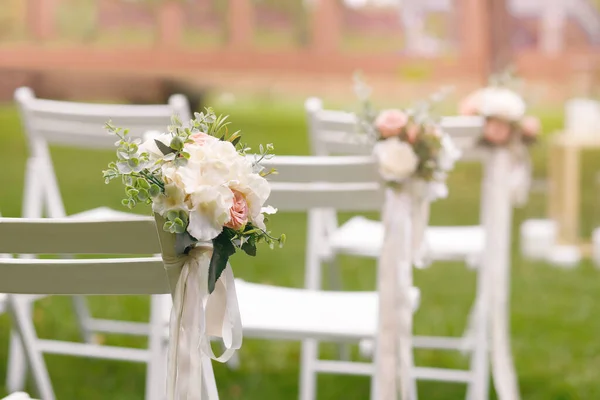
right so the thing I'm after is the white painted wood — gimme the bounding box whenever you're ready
[11,88,192,399]
[304,98,503,397]
[234,155,421,400]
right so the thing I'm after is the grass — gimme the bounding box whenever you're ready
[0,97,600,399]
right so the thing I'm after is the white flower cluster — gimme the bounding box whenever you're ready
[462,87,526,122]
[140,132,272,242]
[372,127,461,200]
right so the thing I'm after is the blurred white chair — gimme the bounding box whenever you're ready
[9,88,191,400]
[0,217,218,400]
[305,97,486,269]
[234,155,420,399]
[304,99,496,397]
[1,393,36,400]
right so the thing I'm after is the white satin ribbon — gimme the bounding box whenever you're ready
[165,246,242,400]
[408,181,432,269]
[485,149,521,400]
[375,188,417,400]
[508,145,532,207]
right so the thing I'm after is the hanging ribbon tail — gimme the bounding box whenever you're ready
[376,189,416,400]
[409,182,431,269]
[509,145,532,207]
[154,215,243,400]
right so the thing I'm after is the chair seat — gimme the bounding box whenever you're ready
[329,216,484,262]
[68,207,146,220]
[236,279,420,342]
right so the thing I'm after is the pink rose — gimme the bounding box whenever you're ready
[190,132,212,145]
[483,118,512,145]
[375,109,408,138]
[459,90,483,116]
[405,122,420,143]
[225,190,249,230]
[520,116,541,137]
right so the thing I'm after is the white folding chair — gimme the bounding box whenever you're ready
[9,88,191,399]
[233,155,420,399]
[0,217,218,400]
[304,99,496,397]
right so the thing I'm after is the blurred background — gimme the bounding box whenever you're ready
[0,0,600,399]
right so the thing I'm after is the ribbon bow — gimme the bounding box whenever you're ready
[155,215,242,400]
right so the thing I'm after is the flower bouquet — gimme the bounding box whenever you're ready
[102,109,284,399]
[459,69,540,146]
[103,110,284,293]
[354,74,460,198]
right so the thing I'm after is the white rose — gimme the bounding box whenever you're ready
[139,132,172,159]
[480,87,526,121]
[373,138,419,182]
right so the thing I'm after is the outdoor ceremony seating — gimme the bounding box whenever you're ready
[303,98,520,399]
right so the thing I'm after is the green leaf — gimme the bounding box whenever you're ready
[241,241,257,256]
[149,184,161,197]
[209,231,236,293]
[137,178,150,189]
[167,210,179,221]
[155,139,176,156]
[170,136,184,151]
[231,136,241,147]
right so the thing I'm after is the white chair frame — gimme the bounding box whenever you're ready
[233,155,420,399]
[0,217,218,400]
[9,88,192,400]
[304,98,494,397]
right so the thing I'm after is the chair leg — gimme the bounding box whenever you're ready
[145,295,168,400]
[299,339,319,400]
[71,296,95,344]
[325,258,351,361]
[7,296,56,400]
[6,331,27,392]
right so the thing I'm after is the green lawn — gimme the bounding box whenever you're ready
[0,98,600,399]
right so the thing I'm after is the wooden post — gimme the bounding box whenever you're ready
[156,1,185,48]
[459,0,491,83]
[227,0,254,49]
[27,0,59,42]
[487,0,513,75]
[311,0,341,54]
[539,0,565,55]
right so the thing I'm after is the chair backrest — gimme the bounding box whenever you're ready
[259,155,382,212]
[305,97,484,160]
[0,217,167,295]
[15,87,191,151]
[14,88,191,219]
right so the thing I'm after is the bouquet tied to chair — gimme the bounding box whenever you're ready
[103,110,284,399]
[353,74,461,268]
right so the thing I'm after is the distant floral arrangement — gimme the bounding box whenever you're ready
[354,74,461,199]
[102,109,284,292]
[460,70,540,146]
